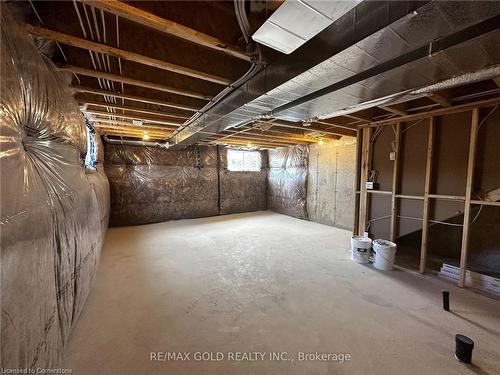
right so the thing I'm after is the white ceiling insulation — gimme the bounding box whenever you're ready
[252,0,362,54]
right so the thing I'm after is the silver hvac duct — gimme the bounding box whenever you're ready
[170,0,500,149]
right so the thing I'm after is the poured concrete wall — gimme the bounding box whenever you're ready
[307,139,357,230]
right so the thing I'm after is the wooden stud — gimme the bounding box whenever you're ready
[458,108,480,287]
[390,122,401,242]
[353,130,362,235]
[73,86,199,112]
[420,117,434,274]
[81,100,189,120]
[27,25,231,85]
[80,0,250,62]
[358,128,371,235]
[60,65,212,100]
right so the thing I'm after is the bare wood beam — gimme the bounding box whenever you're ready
[425,92,452,107]
[93,124,171,136]
[218,131,308,144]
[344,112,372,122]
[390,123,401,242]
[81,100,189,120]
[80,0,250,62]
[315,120,359,132]
[27,25,230,85]
[72,85,199,112]
[86,110,183,126]
[353,130,362,235]
[380,104,407,116]
[60,65,212,100]
[458,108,479,287]
[359,97,500,128]
[96,127,169,137]
[270,121,348,138]
[93,118,177,131]
[420,117,434,274]
[358,128,371,235]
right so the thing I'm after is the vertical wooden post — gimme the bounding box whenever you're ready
[358,128,372,235]
[458,108,479,287]
[420,117,435,274]
[353,130,361,235]
[390,123,401,242]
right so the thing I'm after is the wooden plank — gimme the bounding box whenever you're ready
[73,85,199,111]
[81,100,189,120]
[80,0,250,61]
[420,117,434,274]
[396,194,425,200]
[425,92,452,107]
[358,97,500,128]
[358,128,371,235]
[367,190,392,195]
[428,194,465,201]
[220,130,317,144]
[459,108,480,287]
[60,65,212,100]
[470,200,500,207]
[353,130,362,235]
[380,105,407,116]
[93,118,177,131]
[27,25,231,85]
[390,122,401,242]
[86,109,183,126]
[270,121,352,138]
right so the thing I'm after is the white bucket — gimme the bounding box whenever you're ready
[373,239,397,271]
[351,236,372,264]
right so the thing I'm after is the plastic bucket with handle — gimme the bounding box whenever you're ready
[351,236,372,264]
[373,239,397,271]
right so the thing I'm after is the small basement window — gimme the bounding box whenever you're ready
[227,149,261,172]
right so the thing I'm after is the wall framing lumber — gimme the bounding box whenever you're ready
[458,108,480,287]
[419,117,435,274]
[358,127,372,235]
[390,123,401,242]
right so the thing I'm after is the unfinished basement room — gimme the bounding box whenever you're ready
[1,0,500,374]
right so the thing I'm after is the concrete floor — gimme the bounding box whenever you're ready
[63,211,500,374]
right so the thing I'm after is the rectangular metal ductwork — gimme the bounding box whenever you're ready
[170,1,500,149]
[252,0,362,54]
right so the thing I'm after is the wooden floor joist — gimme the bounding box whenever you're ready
[86,109,184,126]
[81,100,190,120]
[93,118,178,131]
[80,0,250,62]
[27,25,231,85]
[425,92,452,107]
[358,96,500,128]
[60,65,212,100]
[72,86,199,112]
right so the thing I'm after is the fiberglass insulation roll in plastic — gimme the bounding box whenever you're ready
[0,6,109,369]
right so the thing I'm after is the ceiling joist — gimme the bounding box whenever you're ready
[92,118,177,131]
[72,86,199,112]
[80,100,189,120]
[27,24,231,85]
[87,110,183,126]
[60,65,212,100]
[79,0,250,62]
